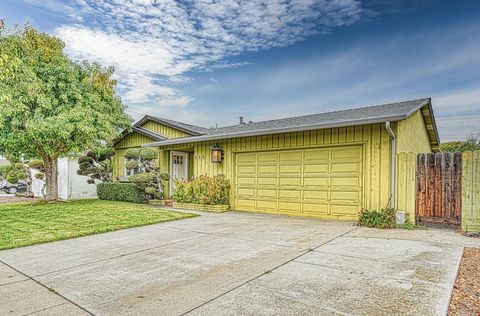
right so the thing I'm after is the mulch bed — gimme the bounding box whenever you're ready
[449,247,480,316]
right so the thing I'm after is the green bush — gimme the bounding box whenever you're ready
[174,175,230,205]
[139,148,158,160]
[124,148,140,159]
[97,182,146,203]
[358,208,397,229]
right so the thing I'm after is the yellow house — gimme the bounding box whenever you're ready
[113,98,440,220]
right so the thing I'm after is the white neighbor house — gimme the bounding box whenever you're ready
[32,157,97,200]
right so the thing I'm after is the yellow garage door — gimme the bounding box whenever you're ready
[234,146,363,219]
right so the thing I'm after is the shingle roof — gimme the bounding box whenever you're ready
[208,98,431,135]
[144,98,438,147]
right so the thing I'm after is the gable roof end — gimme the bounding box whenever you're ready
[134,115,209,136]
[112,126,166,146]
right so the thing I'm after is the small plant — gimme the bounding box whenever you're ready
[358,208,417,229]
[173,175,230,205]
[358,208,397,229]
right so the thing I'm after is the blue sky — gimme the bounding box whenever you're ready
[1,0,479,141]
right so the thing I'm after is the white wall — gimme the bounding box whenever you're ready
[32,157,98,200]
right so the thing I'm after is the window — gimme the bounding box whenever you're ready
[124,158,144,177]
[173,154,184,165]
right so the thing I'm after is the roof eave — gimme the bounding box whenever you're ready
[143,114,407,147]
[134,115,203,136]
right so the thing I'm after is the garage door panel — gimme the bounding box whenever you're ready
[278,201,301,212]
[279,164,301,174]
[258,152,278,162]
[304,149,329,161]
[237,177,255,185]
[237,153,257,163]
[331,147,361,160]
[304,177,328,187]
[258,189,276,198]
[303,190,328,201]
[279,177,301,187]
[303,203,329,214]
[279,151,302,162]
[258,177,276,186]
[331,191,360,202]
[236,199,255,209]
[235,145,363,219]
[278,189,301,200]
[237,188,255,196]
[330,177,360,187]
[331,162,361,173]
[257,200,277,210]
[303,164,329,174]
[257,165,277,174]
[237,165,256,174]
[330,204,358,215]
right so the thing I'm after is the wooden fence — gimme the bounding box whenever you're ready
[462,151,480,232]
[395,151,479,231]
[415,152,462,227]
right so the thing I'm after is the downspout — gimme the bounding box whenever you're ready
[385,121,396,209]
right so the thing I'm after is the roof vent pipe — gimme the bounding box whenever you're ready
[239,116,244,125]
[385,121,396,209]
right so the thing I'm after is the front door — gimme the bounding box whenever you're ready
[170,151,189,195]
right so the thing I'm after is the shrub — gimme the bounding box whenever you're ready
[97,182,146,203]
[139,148,158,160]
[173,175,230,205]
[124,148,140,159]
[358,208,397,229]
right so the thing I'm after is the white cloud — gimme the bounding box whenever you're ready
[27,0,362,110]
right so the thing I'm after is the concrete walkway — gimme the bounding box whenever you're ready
[1,210,478,316]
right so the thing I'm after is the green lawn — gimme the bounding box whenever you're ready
[0,199,197,250]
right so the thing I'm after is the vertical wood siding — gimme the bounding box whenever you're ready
[396,152,416,218]
[161,122,393,212]
[141,121,191,139]
[462,150,480,232]
[397,109,432,153]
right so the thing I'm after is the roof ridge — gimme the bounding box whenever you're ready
[214,98,430,130]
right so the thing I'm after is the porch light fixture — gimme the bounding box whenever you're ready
[211,145,223,163]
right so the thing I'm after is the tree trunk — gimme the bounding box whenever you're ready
[43,156,58,201]
[25,166,34,198]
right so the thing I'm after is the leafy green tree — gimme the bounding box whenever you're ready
[77,145,115,184]
[0,21,131,200]
[440,132,480,152]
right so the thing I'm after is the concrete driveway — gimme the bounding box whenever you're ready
[1,210,478,316]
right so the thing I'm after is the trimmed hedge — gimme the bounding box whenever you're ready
[97,183,146,203]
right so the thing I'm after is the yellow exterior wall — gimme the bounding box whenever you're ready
[160,123,393,213]
[394,109,433,218]
[397,110,432,153]
[395,152,417,219]
[113,120,192,179]
[141,121,191,139]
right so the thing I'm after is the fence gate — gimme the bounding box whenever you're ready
[416,152,462,227]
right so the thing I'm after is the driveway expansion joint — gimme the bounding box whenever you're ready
[181,226,359,315]
[0,259,95,316]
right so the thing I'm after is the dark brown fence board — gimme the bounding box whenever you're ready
[416,152,462,227]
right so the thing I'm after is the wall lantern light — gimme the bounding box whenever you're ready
[211,145,224,163]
